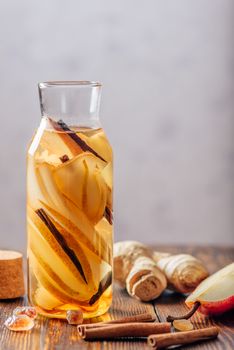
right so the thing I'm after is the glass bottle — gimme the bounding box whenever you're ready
[27,81,113,319]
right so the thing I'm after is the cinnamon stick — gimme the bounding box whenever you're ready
[36,208,87,284]
[89,271,112,305]
[104,206,113,225]
[51,119,106,162]
[78,313,156,331]
[107,312,156,324]
[79,322,171,340]
[147,326,219,349]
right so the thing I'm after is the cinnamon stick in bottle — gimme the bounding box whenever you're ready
[147,326,219,349]
[79,322,171,340]
[79,312,156,330]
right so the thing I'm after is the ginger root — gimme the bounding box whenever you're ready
[114,241,209,301]
[114,241,167,301]
[153,252,209,294]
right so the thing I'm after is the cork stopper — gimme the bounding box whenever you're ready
[0,250,25,299]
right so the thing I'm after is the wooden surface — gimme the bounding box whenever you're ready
[0,246,233,350]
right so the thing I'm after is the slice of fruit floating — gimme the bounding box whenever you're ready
[95,217,113,243]
[55,302,100,316]
[27,158,62,211]
[36,150,62,166]
[40,119,82,159]
[34,285,63,310]
[89,270,112,306]
[39,201,96,255]
[30,250,92,305]
[82,129,113,163]
[78,241,112,295]
[45,213,95,287]
[84,161,107,223]
[27,206,94,299]
[48,118,107,162]
[36,162,65,209]
[62,198,112,264]
[40,200,112,264]
[53,152,107,223]
[101,163,113,214]
[33,159,111,263]
[36,208,90,284]
[32,237,112,308]
[101,162,112,190]
[27,155,47,210]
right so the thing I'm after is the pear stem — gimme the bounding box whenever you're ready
[167,301,201,322]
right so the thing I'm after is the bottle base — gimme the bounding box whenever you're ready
[28,292,112,320]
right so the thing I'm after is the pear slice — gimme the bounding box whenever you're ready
[57,302,99,313]
[34,286,63,310]
[53,152,107,223]
[39,201,96,254]
[102,162,112,190]
[48,118,107,162]
[40,200,111,264]
[62,198,112,264]
[89,270,112,305]
[42,118,83,158]
[39,128,76,160]
[32,155,111,262]
[95,217,113,243]
[36,162,65,209]
[36,208,88,284]
[84,162,107,223]
[36,160,110,262]
[84,130,113,163]
[27,207,92,297]
[78,241,112,292]
[36,150,62,166]
[30,250,92,305]
[45,213,95,288]
[101,162,113,212]
[27,155,48,210]
[186,263,234,315]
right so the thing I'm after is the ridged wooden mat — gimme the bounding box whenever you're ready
[0,246,233,350]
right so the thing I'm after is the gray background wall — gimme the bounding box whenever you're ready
[0,0,233,253]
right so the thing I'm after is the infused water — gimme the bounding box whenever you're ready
[27,116,113,318]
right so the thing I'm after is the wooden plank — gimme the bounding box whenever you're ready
[0,285,156,350]
[152,246,234,350]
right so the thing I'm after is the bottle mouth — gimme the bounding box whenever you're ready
[38,80,102,127]
[39,81,102,88]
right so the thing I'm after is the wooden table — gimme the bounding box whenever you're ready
[0,246,233,350]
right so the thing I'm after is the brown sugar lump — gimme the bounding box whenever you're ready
[0,250,25,299]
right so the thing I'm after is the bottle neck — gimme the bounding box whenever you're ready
[38,81,102,128]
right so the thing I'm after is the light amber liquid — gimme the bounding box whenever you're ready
[27,117,113,319]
